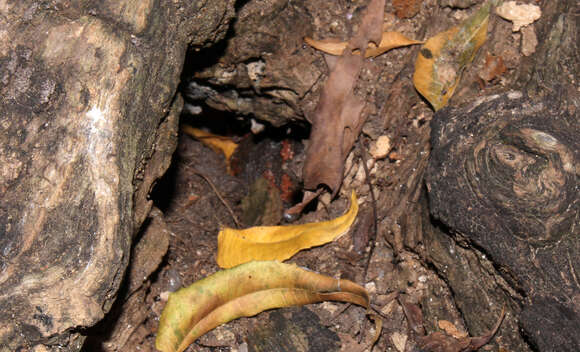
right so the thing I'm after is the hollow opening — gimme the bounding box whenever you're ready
[81,5,443,350]
[83,28,324,351]
[79,1,537,351]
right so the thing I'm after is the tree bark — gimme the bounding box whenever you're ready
[0,1,234,350]
[425,1,579,350]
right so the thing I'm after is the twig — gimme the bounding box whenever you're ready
[357,138,378,281]
[190,169,241,228]
[283,188,324,220]
[329,303,352,324]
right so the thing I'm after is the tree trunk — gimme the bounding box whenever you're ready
[424,1,579,350]
[0,1,234,350]
[2,0,577,351]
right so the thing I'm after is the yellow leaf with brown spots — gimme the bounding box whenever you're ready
[413,1,491,110]
[155,261,369,352]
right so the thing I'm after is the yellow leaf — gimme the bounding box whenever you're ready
[413,1,491,110]
[304,37,348,56]
[155,261,369,352]
[305,31,422,58]
[217,191,358,268]
[181,125,238,174]
[366,32,423,57]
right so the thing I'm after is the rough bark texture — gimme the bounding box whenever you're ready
[2,0,577,350]
[425,1,579,350]
[84,207,171,352]
[0,0,234,350]
[185,0,319,127]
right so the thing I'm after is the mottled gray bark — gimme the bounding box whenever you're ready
[0,0,234,350]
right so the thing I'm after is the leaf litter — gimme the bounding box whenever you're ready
[217,191,358,268]
[304,32,422,58]
[302,0,387,196]
[413,1,492,110]
[417,306,506,352]
[143,1,522,351]
[155,261,369,352]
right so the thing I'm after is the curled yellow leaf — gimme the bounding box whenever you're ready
[181,125,238,173]
[304,37,348,56]
[413,1,490,110]
[305,32,422,58]
[155,261,369,352]
[217,191,358,268]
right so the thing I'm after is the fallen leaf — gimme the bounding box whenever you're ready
[393,0,423,19]
[303,0,385,195]
[399,294,425,335]
[283,188,324,220]
[496,1,541,32]
[413,1,491,110]
[478,53,506,82]
[155,261,369,352]
[391,331,408,352]
[304,37,351,57]
[217,191,358,268]
[240,177,283,226]
[438,320,469,339]
[418,305,506,352]
[181,125,238,174]
[305,31,422,58]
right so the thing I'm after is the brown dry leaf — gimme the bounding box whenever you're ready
[303,0,386,195]
[438,320,469,339]
[478,53,506,82]
[413,1,492,110]
[217,191,358,268]
[418,306,506,352]
[368,313,384,350]
[399,294,426,335]
[155,261,369,352]
[393,0,423,19]
[391,331,408,352]
[304,32,422,58]
[181,125,238,174]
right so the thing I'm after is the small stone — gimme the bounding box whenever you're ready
[496,1,541,32]
[159,291,171,302]
[370,135,392,159]
[246,60,266,81]
[250,118,265,134]
[364,281,377,294]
